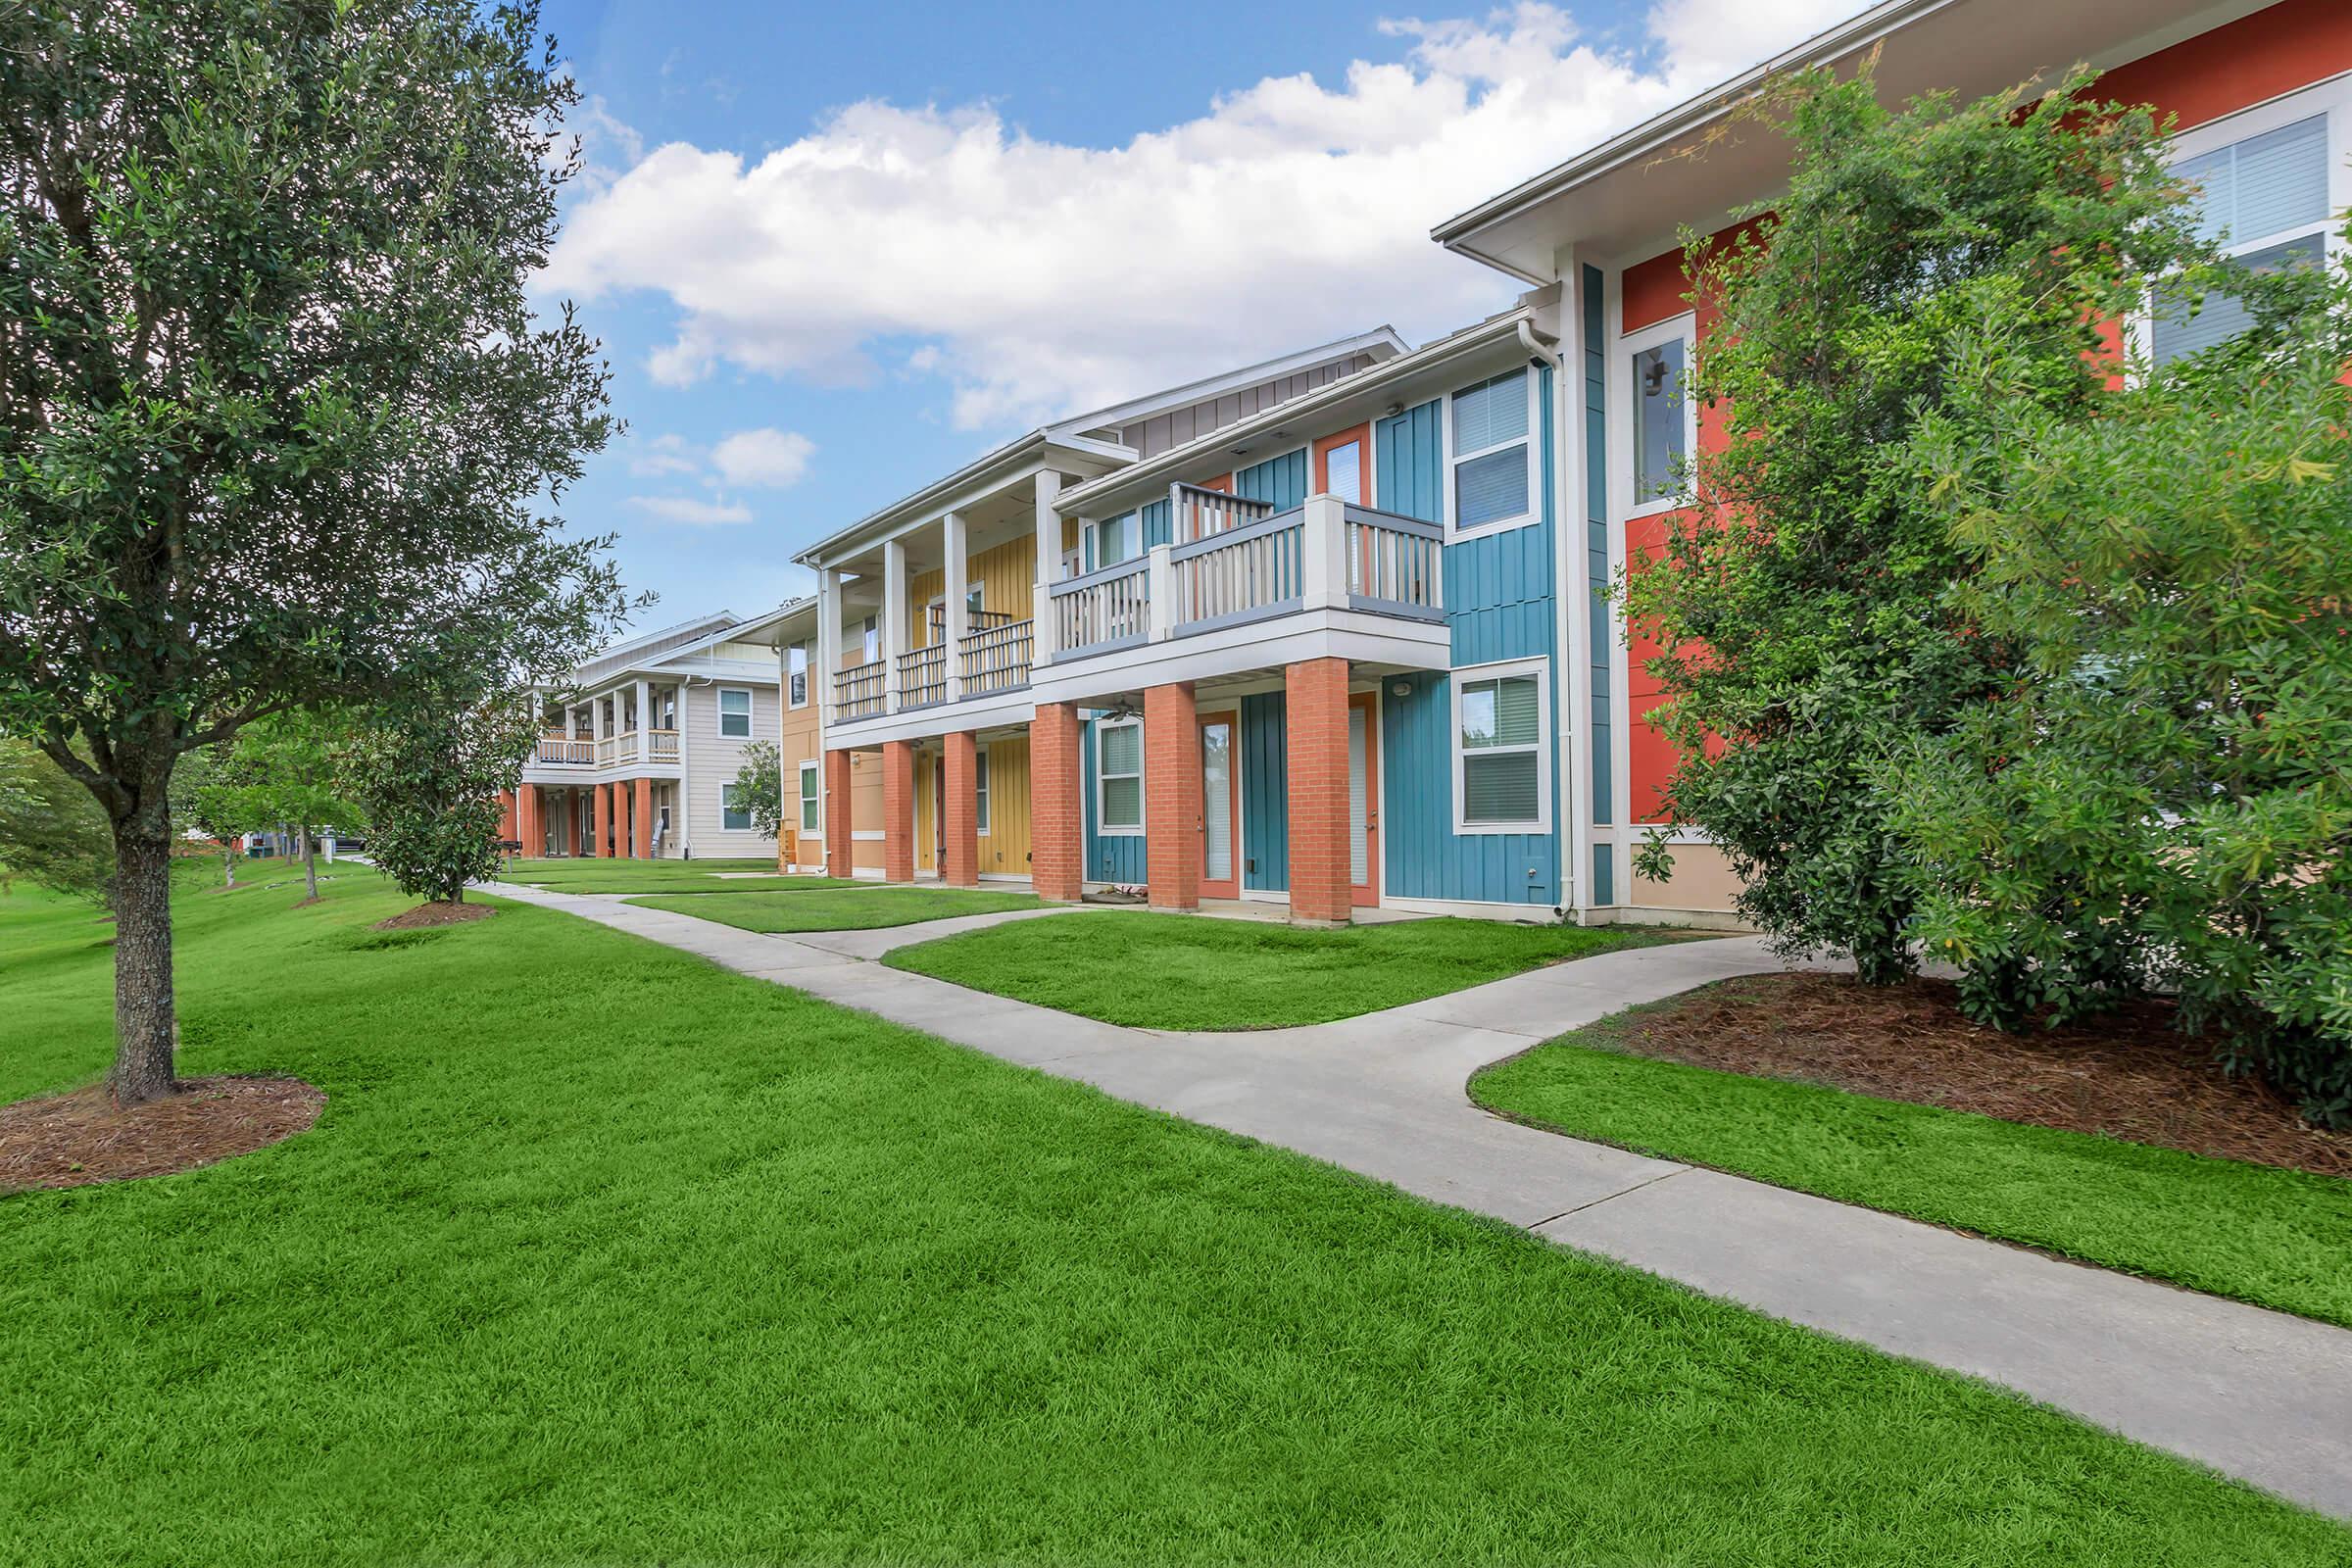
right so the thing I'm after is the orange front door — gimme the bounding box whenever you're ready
[1200,712,1240,901]
[1348,691,1379,907]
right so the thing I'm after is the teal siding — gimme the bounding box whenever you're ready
[1081,714,1147,884]
[1236,448,1308,510]
[1381,670,1558,907]
[1375,399,1443,521]
[1241,691,1289,892]
[1583,263,1613,825]
[1142,497,1172,550]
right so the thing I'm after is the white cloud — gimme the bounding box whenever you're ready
[625,431,702,479]
[546,1,1870,430]
[629,494,755,526]
[710,427,817,488]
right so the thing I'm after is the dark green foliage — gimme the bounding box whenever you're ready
[0,737,113,901]
[732,740,786,839]
[1626,66,2207,984]
[1890,226,2352,1122]
[342,687,537,904]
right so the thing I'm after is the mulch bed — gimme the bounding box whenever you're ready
[0,1076,324,1195]
[1611,972,2352,1177]
[373,901,494,930]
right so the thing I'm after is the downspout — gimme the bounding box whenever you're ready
[1516,314,1584,923]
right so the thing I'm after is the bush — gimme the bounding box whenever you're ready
[343,692,536,906]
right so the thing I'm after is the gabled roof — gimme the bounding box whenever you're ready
[1047,326,1409,440]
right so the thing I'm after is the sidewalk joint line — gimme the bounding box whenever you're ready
[1524,1166,1690,1231]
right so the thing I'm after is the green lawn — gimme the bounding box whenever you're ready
[3,876,2345,1565]
[1470,991,2352,1329]
[496,855,857,895]
[629,885,1043,931]
[884,910,1690,1029]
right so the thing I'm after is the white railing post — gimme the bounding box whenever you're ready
[1147,544,1173,642]
[1300,496,1348,611]
[943,510,969,704]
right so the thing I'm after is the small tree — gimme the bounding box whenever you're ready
[343,689,536,906]
[1890,238,2352,1121]
[0,737,113,902]
[732,741,786,840]
[176,745,262,888]
[0,1,627,1104]
[215,710,366,902]
[1624,65,2206,983]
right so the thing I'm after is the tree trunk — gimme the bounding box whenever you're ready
[302,826,318,901]
[108,826,178,1107]
[222,847,236,888]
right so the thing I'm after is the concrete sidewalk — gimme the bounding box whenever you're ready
[486,881,2352,1519]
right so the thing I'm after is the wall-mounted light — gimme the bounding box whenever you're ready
[1390,679,1412,698]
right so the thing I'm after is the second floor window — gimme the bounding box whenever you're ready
[2154,112,2333,365]
[1449,368,1531,535]
[787,641,808,709]
[1089,512,1140,572]
[718,688,752,739]
[861,615,879,664]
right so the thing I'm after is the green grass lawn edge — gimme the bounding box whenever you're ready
[623,886,1045,931]
[1469,999,2352,1329]
[882,911,1697,1030]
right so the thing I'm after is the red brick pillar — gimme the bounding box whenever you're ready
[942,731,980,888]
[633,776,654,859]
[518,786,540,857]
[1145,681,1200,910]
[1030,702,1084,902]
[881,740,916,883]
[496,790,514,842]
[1286,658,1352,926]
[824,749,855,877]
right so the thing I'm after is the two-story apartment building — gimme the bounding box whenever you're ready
[784,0,2346,926]
[502,602,817,860]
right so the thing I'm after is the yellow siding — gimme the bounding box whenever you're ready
[979,736,1030,877]
[907,536,1038,648]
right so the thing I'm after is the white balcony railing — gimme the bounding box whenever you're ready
[1050,559,1152,658]
[535,733,595,765]
[836,660,885,719]
[898,644,948,709]
[1170,480,1277,543]
[1170,510,1305,629]
[959,619,1032,695]
[648,729,679,763]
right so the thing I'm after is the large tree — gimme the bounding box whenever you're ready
[1625,66,2208,982]
[0,1,627,1104]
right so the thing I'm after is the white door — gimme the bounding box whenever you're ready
[1202,720,1235,892]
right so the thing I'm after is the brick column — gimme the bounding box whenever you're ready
[1030,702,1084,902]
[881,740,916,883]
[634,776,654,859]
[1145,681,1200,910]
[824,749,855,877]
[521,786,542,857]
[497,790,515,842]
[942,731,980,888]
[1286,658,1352,926]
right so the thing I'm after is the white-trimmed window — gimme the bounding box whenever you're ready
[860,615,879,664]
[1088,512,1142,572]
[2150,88,2347,366]
[787,641,808,709]
[717,687,752,739]
[974,748,992,836]
[721,783,753,832]
[1446,368,1536,538]
[1096,717,1143,834]
[1324,440,1363,505]
[1625,314,1694,516]
[1452,660,1549,833]
[798,760,819,833]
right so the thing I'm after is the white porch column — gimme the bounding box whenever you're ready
[1032,470,1063,668]
[634,678,650,751]
[881,535,909,711]
[817,567,843,726]
[1147,544,1173,641]
[1299,494,1349,611]
[943,511,970,703]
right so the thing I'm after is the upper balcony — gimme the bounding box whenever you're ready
[529,728,681,770]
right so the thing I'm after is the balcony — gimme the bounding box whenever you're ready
[1049,497,1442,661]
[535,733,596,765]
[530,730,678,770]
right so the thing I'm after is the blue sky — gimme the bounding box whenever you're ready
[533,0,1859,633]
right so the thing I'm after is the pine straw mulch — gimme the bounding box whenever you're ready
[1607,972,2352,1178]
[0,1076,324,1196]
[373,900,494,930]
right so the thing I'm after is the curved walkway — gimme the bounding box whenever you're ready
[486,882,2352,1519]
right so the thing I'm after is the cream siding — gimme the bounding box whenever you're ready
[681,680,782,858]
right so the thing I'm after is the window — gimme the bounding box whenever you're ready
[717,688,752,739]
[798,760,819,833]
[2154,112,2334,364]
[861,615,879,664]
[787,641,808,709]
[1096,718,1142,834]
[1324,440,1362,505]
[1631,333,1689,508]
[1453,662,1548,832]
[966,583,985,616]
[721,784,752,832]
[1447,368,1532,536]
[974,748,992,836]
[1088,512,1141,572]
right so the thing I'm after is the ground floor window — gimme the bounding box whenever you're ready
[975,748,992,836]
[722,783,752,832]
[798,760,819,833]
[1453,660,1548,832]
[1097,718,1142,833]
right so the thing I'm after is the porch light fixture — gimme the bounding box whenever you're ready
[1391,679,1412,697]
